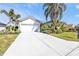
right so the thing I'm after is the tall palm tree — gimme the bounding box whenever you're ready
[43,3,66,32]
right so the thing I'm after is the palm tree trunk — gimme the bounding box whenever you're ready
[51,20,56,33]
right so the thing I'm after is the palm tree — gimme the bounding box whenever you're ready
[43,3,66,33]
[0,9,20,31]
[14,14,20,31]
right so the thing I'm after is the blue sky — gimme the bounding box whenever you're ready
[0,3,79,25]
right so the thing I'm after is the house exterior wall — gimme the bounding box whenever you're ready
[19,19,40,33]
[0,27,5,31]
[32,24,40,32]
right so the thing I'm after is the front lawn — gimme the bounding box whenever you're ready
[49,32,78,41]
[0,33,18,56]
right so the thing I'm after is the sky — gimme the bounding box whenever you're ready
[0,3,79,25]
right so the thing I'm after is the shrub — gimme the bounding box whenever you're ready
[55,29,62,34]
[6,26,20,34]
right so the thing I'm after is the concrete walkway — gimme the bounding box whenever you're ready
[4,32,79,56]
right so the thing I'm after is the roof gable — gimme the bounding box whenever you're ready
[20,16,42,23]
[21,19,36,24]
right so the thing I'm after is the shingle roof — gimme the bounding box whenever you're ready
[0,22,6,27]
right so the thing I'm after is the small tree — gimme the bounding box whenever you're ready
[0,9,21,33]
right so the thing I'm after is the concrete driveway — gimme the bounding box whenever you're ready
[4,32,79,56]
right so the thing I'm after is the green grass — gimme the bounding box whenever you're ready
[0,34,18,56]
[49,32,78,41]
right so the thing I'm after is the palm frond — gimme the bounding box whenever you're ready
[16,14,21,19]
[60,3,66,12]
[58,7,63,20]
[43,3,48,10]
[0,10,9,16]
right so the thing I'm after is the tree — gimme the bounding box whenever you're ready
[43,3,66,33]
[60,22,69,32]
[0,9,21,32]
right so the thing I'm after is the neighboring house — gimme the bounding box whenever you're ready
[0,22,6,31]
[19,17,41,32]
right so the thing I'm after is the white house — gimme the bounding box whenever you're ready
[19,17,41,33]
[0,22,6,31]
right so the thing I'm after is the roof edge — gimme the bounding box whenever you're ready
[19,16,42,23]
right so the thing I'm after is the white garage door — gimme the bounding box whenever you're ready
[20,24,33,32]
